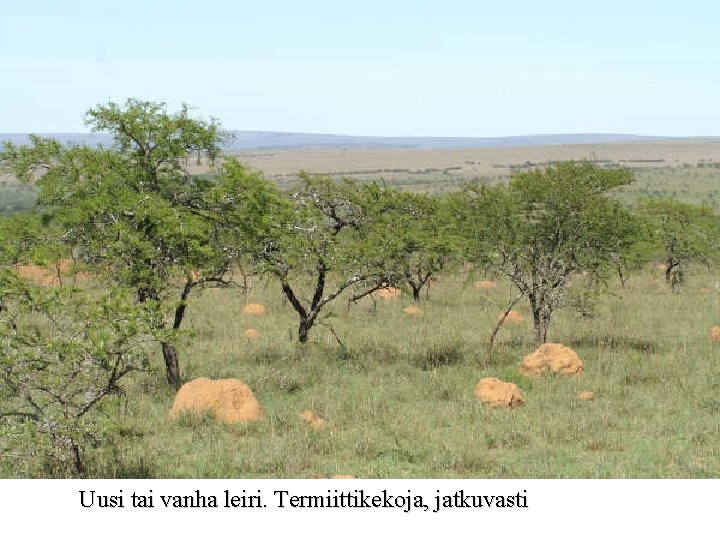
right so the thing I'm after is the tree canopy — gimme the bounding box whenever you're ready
[1,99,279,386]
[458,160,638,345]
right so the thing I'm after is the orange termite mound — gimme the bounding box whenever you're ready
[474,377,524,408]
[14,259,88,287]
[373,287,401,299]
[709,326,720,343]
[504,310,525,323]
[474,280,497,290]
[244,328,261,339]
[519,343,584,377]
[300,410,326,429]
[577,391,595,401]
[403,305,423,315]
[170,377,265,424]
[242,303,266,315]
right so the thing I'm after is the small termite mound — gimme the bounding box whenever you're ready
[170,377,265,424]
[373,287,401,299]
[474,377,524,408]
[244,328,261,339]
[504,310,525,323]
[242,303,266,315]
[403,305,423,315]
[300,409,326,429]
[710,326,720,343]
[519,343,584,377]
[474,280,497,290]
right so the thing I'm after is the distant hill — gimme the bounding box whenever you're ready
[0,131,680,152]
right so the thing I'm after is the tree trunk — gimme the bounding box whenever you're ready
[487,292,524,356]
[298,318,312,343]
[530,296,551,346]
[532,309,551,345]
[411,283,421,303]
[161,341,181,388]
[665,260,676,283]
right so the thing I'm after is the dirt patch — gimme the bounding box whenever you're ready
[244,328,261,339]
[373,287,401,299]
[242,303,266,315]
[577,391,595,401]
[300,410,326,429]
[474,377,524,408]
[519,343,584,377]
[710,326,720,343]
[474,280,497,290]
[403,305,423,315]
[170,377,265,424]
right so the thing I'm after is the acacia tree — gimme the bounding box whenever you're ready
[0,269,152,477]
[253,173,399,343]
[459,161,638,346]
[1,100,277,387]
[635,198,720,291]
[359,186,455,302]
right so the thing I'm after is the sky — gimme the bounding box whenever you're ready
[2,0,719,136]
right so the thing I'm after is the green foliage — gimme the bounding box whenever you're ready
[458,160,639,343]
[253,173,438,342]
[0,272,152,477]
[635,198,720,287]
[359,186,458,301]
[0,211,67,266]
[1,99,280,385]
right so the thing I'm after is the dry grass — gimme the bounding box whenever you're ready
[229,140,720,179]
[7,264,719,479]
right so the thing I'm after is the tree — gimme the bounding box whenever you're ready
[635,198,720,292]
[359,186,455,303]
[1,99,277,387]
[253,173,397,343]
[459,161,638,346]
[0,269,152,477]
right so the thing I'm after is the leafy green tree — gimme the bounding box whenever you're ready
[0,270,152,477]
[459,161,638,346]
[1,99,277,387]
[635,198,720,291]
[359,187,455,302]
[253,173,398,343]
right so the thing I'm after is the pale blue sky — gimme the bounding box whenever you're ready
[2,0,719,136]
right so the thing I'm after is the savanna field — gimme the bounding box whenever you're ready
[1,101,719,480]
[27,264,715,479]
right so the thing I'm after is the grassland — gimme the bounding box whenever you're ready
[2,140,719,478]
[4,139,720,209]
[53,264,719,479]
